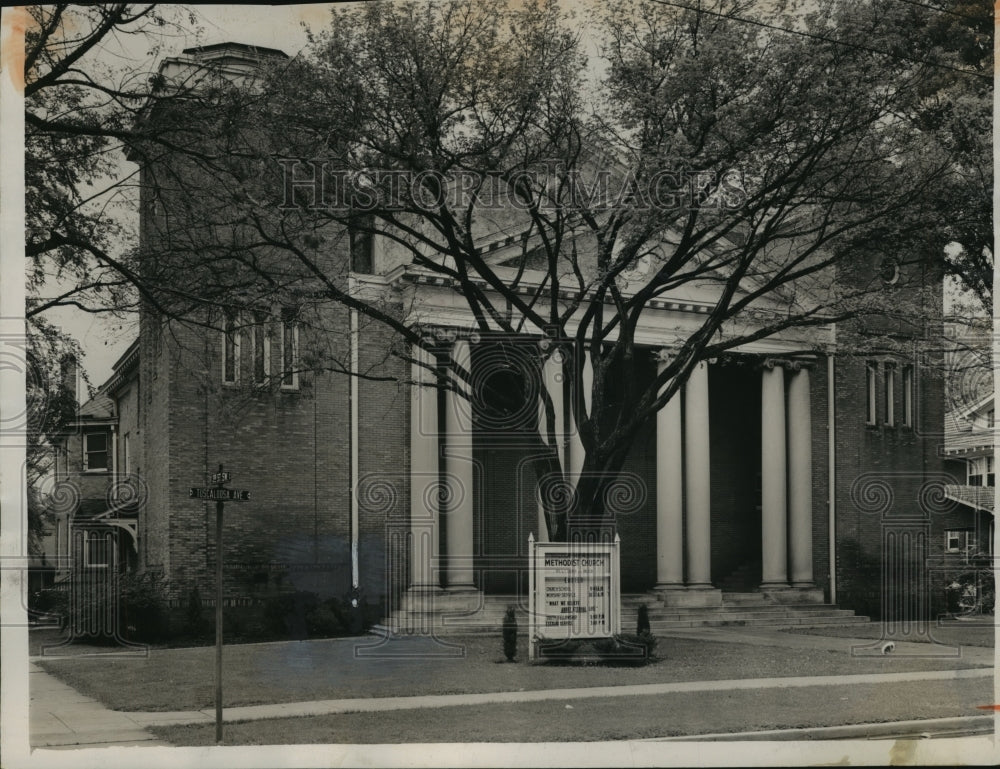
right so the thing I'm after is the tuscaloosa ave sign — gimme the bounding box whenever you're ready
[528,534,621,659]
[189,487,251,501]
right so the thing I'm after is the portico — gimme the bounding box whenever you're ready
[401,331,824,617]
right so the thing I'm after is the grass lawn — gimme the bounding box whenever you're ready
[150,677,994,744]
[34,630,991,713]
[783,621,995,648]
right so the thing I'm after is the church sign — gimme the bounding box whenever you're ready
[527,534,621,660]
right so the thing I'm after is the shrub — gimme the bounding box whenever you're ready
[595,632,657,666]
[119,572,171,643]
[306,600,348,637]
[536,638,581,662]
[636,604,651,635]
[184,586,210,639]
[619,632,657,660]
[501,605,518,661]
[30,586,68,623]
[263,590,319,639]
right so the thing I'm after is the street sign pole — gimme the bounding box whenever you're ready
[215,494,223,744]
[214,464,225,745]
[190,465,251,745]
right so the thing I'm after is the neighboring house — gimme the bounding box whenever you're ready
[36,43,961,634]
[942,393,995,561]
[43,342,142,627]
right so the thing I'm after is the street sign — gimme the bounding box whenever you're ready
[211,471,231,483]
[189,487,250,501]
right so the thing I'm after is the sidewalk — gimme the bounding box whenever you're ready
[125,667,992,728]
[28,626,995,747]
[29,662,170,748]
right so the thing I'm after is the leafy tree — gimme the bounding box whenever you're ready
[24,319,86,556]
[22,1,992,541]
[21,3,198,553]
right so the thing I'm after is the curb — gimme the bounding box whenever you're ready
[643,715,996,741]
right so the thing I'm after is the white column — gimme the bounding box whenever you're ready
[656,354,684,588]
[536,346,565,542]
[445,339,476,589]
[760,362,789,588]
[409,344,440,590]
[684,361,712,587]
[787,365,815,587]
[567,349,591,488]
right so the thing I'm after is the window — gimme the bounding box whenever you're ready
[884,363,895,427]
[222,312,241,384]
[988,456,995,487]
[280,307,299,389]
[122,433,131,476]
[350,217,374,274]
[85,531,109,568]
[968,457,986,487]
[251,310,270,384]
[902,365,914,427]
[987,409,995,429]
[83,432,108,472]
[865,362,878,426]
[945,530,964,553]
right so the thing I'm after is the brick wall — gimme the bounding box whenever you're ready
[356,309,409,614]
[833,351,948,618]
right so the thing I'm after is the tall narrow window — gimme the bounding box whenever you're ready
[865,362,877,426]
[987,456,995,487]
[83,432,108,472]
[902,365,914,427]
[281,307,299,389]
[251,310,270,384]
[223,312,240,384]
[350,217,374,274]
[123,433,131,475]
[884,363,895,427]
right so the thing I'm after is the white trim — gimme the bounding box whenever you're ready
[828,355,836,604]
[251,312,271,384]
[222,313,241,384]
[82,431,109,472]
[884,364,895,427]
[865,362,877,426]
[902,365,913,428]
[958,393,994,422]
[280,311,299,390]
[350,301,360,593]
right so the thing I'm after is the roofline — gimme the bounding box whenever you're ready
[181,42,290,60]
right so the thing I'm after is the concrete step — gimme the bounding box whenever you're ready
[384,593,867,634]
[376,614,871,636]
[649,615,870,630]
[646,605,855,616]
[640,609,859,623]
